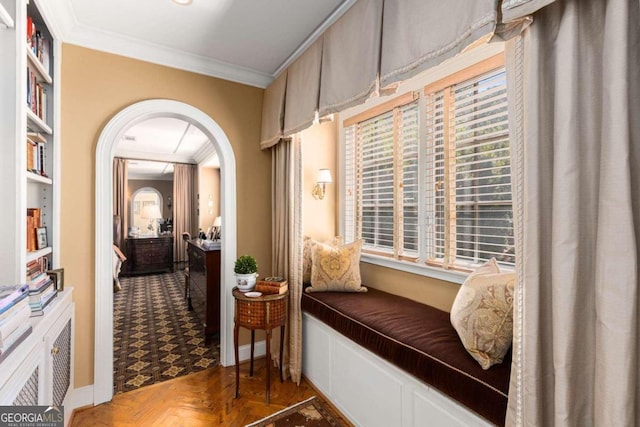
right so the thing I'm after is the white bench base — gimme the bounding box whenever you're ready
[302,312,492,427]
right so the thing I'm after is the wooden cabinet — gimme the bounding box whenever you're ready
[187,240,221,343]
[124,235,173,275]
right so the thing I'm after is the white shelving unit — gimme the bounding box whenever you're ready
[0,2,72,423]
[0,0,61,283]
[0,1,13,28]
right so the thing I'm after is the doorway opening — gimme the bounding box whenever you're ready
[94,100,237,404]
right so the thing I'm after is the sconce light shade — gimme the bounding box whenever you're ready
[313,169,333,200]
[316,169,333,184]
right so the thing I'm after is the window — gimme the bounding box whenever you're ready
[343,55,514,272]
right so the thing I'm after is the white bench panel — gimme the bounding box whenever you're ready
[302,312,492,427]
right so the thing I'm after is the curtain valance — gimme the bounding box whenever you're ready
[380,0,497,89]
[261,0,557,149]
[283,37,323,137]
[318,0,383,117]
[260,70,288,149]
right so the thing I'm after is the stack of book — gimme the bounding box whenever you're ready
[255,277,288,295]
[0,284,32,362]
[27,258,56,316]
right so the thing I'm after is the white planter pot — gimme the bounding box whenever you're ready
[235,273,258,292]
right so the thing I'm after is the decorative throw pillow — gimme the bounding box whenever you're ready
[303,236,343,284]
[450,258,515,370]
[306,240,367,293]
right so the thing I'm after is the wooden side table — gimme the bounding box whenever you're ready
[233,287,288,404]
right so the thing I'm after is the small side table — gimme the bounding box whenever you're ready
[233,287,288,404]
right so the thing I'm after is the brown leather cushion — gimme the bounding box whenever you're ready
[302,287,510,426]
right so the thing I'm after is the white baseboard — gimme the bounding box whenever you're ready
[72,385,94,409]
[238,340,266,362]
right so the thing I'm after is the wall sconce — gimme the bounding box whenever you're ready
[167,196,172,210]
[312,169,332,200]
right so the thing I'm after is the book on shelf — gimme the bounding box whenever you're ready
[26,208,41,252]
[0,303,31,347]
[29,289,56,317]
[0,324,32,363]
[26,133,48,176]
[0,284,29,312]
[28,276,52,294]
[29,279,54,300]
[0,296,29,324]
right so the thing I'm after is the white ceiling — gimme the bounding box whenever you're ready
[115,117,218,180]
[41,0,355,87]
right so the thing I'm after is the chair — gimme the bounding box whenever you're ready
[182,232,191,300]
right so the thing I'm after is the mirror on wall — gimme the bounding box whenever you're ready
[130,187,163,235]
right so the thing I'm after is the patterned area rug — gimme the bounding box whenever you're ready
[113,271,219,394]
[246,396,344,427]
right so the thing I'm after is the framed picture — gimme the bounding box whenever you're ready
[36,227,48,250]
[47,268,64,291]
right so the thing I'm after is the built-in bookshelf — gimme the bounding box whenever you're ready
[0,1,13,28]
[0,4,72,420]
[0,0,60,285]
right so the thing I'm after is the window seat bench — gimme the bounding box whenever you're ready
[301,288,510,426]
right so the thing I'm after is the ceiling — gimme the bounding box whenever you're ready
[115,117,218,180]
[46,0,357,177]
[41,0,355,87]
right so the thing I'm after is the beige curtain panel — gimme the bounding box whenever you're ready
[260,70,288,149]
[380,0,497,89]
[501,0,557,22]
[506,0,640,425]
[173,163,198,264]
[270,135,304,384]
[283,37,323,137]
[112,157,128,249]
[318,0,383,117]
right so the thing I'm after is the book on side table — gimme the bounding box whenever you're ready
[254,277,288,295]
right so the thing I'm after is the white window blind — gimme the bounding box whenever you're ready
[343,56,514,273]
[425,67,513,268]
[344,100,419,257]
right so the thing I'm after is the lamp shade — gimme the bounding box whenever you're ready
[317,169,333,183]
[143,204,162,220]
[213,216,222,227]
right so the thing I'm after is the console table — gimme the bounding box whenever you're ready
[187,240,221,343]
[233,287,288,404]
[124,235,174,275]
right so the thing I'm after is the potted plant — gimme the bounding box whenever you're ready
[234,255,258,292]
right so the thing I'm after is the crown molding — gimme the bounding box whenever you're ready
[272,0,357,77]
[40,0,273,88]
[40,0,356,89]
[193,141,217,165]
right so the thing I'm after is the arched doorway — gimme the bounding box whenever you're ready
[94,100,237,404]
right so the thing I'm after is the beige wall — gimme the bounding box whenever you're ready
[128,179,173,222]
[301,118,460,313]
[198,167,220,232]
[301,120,338,240]
[60,44,270,388]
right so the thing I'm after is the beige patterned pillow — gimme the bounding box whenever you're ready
[306,240,367,293]
[303,236,343,284]
[450,258,515,369]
